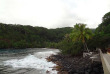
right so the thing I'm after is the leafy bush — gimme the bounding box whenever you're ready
[59,39,83,55]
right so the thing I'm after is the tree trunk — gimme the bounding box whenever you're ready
[83,41,89,53]
[84,42,89,53]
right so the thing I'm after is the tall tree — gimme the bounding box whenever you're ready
[102,12,110,23]
[70,23,93,52]
[94,12,110,49]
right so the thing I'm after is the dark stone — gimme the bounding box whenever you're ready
[93,68,99,72]
[48,54,104,74]
[90,72,96,74]
[86,69,91,73]
[85,71,89,74]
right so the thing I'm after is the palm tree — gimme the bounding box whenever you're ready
[70,23,93,52]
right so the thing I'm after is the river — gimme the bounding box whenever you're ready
[0,48,59,74]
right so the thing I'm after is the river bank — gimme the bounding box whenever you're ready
[47,54,104,74]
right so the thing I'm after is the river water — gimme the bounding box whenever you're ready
[0,48,59,74]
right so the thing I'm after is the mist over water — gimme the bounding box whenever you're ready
[0,48,59,74]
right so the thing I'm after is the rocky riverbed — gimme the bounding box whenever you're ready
[47,54,104,74]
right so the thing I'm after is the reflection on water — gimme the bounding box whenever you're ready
[0,48,59,74]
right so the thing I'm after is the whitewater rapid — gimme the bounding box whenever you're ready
[3,50,59,74]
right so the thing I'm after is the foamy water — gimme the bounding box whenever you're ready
[3,50,59,74]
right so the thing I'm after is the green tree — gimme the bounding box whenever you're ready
[70,23,93,52]
[59,34,83,55]
[102,12,110,23]
[93,12,110,50]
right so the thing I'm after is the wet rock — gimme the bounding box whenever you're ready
[46,70,50,73]
[47,54,104,74]
[85,71,89,74]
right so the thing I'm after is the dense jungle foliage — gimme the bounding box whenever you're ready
[0,24,72,49]
[59,11,110,55]
[0,11,110,55]
[90,12,110,50]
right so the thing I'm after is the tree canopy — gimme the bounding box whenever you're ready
[0,23,72,49]
[89,11,110,51]
[59,24,93,55]
[0,11,110,55]
[70,23,93,52]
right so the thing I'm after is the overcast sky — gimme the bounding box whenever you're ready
[0,0,110,28]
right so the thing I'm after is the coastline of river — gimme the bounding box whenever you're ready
[47,54,104,74]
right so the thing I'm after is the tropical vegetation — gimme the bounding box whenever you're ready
[59,24,93,55]
[0,11,110,55]
[0,24,72,49]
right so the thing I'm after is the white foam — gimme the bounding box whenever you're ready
[3,51,58,74]
[34,51,57,58]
